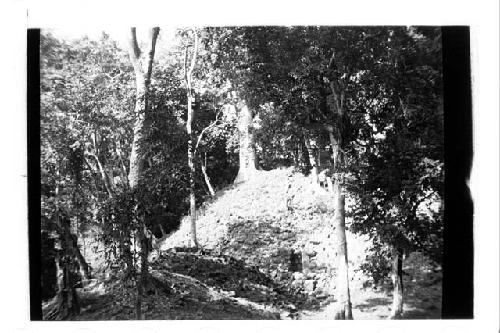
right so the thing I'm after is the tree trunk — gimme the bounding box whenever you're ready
[47,250,80,320]
[390,247,404,319]
[325,51,353,320]
[62,222,91,281]
[127,27,160,320]
[127,27,159,189]
[303,133,319,185]
[187,97,198,247]
[184,29,200,249]
[135,227,150,320]
[128,73,147,188]
[332,180,353,319]
[234,100,257,183]
[46,219,80,320]
[298,137,310,171]
[46,167,81,320]
[327,130,341,171]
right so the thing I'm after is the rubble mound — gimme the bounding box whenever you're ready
[160,168,370,298]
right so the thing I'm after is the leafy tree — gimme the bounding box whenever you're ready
[348,27,444,318]
[40,31,135,318]
[125,27,160,320]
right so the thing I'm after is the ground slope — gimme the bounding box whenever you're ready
[45,168,440,320]
[161,168,369,297]
[158,167,441,319]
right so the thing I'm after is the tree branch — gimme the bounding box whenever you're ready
[184,28,199,92]
[187,28,199,81]
[183,45,190,88]
[194,109,223,155]
[88,132,114,197]
[144,28,160,79]
[128,27,160,81]
[128,28,141,61]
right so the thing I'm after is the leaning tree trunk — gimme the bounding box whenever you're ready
[325,51,353,320]
[234,100,257,183]
[201,153,216,196]
[127,27,160,320]
[390,247,404,319]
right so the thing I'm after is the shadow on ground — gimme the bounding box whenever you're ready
[47,248,317,320]
[152,248,317,312]
[43,248,442,320]
[355,297,391,312]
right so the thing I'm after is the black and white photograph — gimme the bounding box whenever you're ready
[3,0,499,331]
[33,24,452,321]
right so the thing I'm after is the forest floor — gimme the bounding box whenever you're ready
[43,168,441,320]
[43,249,441,320]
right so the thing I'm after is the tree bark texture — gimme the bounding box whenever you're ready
[390,247,404,319]
[234,101,257,183]
[126,27,160,320]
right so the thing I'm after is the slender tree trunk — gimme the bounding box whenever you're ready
[187,93,198,248]
[184,29,200,249]
[332,180,353,319]
[127,27,160,320]
[187,100,198,247]
[303,133,319,185]
[234,100,257,183]
[325,51,353,320]
[390,247,404,319]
